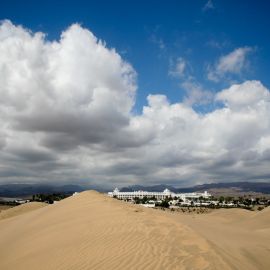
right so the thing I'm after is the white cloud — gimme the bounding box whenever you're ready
[0,21,270,187]
[216,80,270,109]
[207,47,253,82]
[0,20,137,147]
[169,57,213,106]
[169,57,187,78]
[181,79,213,106]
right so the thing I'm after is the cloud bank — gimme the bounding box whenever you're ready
[0,21,270,187]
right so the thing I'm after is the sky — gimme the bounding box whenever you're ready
[0,0,270,188]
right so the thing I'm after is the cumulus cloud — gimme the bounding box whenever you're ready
[0,20,140,148]
[207,47,253,82]
[216,80,270,109]
[0,21,270,187]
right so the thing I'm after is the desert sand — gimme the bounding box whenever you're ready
[169,207,270,269]
[0,191,269,270]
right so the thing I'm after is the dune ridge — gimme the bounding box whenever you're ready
[0,191,269,270]
[0,191,229,270]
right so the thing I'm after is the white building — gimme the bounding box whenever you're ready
[15,199,30,204]
[108,188,211,201]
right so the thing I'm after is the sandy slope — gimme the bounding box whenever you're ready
[244,207,270,229]
[0,191,229,270]
[0,192,269,270]
[170,207,270,270]
[0,202,47,221]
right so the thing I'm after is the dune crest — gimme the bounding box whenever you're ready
[0,191,231,270]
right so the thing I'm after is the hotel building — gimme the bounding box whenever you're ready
[108,188,211,201]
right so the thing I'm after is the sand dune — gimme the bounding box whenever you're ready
[243,207,270,230]
[0,202,47,221]
[0,191,269,270]
[170,207,270,270]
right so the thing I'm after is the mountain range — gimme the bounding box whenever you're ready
[120,182,270,196]
[0,181,270,198]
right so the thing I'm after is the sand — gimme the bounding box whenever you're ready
[170,207,270,270]
[0,191,269,270]
[0,205,13,213]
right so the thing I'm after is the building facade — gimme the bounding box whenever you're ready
[108,188,211,201]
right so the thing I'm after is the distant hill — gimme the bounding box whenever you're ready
[0,184,87,197]
[120,182,270,195]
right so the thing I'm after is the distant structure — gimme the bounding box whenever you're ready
[15,199,30,204]
[108,188,211,201]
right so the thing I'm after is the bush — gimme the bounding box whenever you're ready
[157,200,169,208]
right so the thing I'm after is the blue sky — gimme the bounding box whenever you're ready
[1,1,270,187]
[1,0,269,112]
